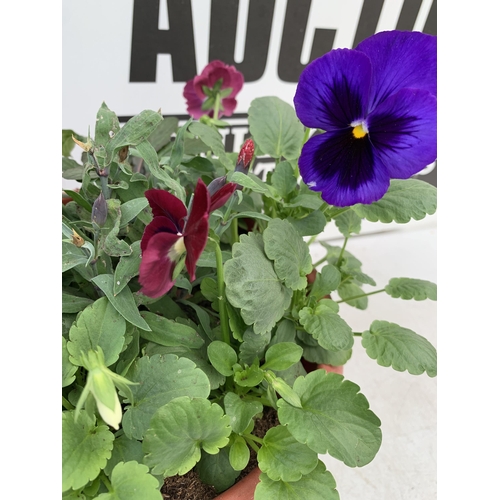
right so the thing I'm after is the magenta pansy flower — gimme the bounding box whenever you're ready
[183,60,244,119]
[294,30,437,207]
[139,178,237,298]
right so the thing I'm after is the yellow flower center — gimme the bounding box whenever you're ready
[168,235,186,261]
[352,123,368,139]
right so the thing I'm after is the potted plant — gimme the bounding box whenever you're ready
[62,30,437,499]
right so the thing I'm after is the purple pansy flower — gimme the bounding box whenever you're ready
[183,60,244,119]
[139,178,236,298]
[294,30,437,207]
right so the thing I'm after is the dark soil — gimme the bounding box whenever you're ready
[161,406,280,500]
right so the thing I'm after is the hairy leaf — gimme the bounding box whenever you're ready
[263,218,312,290]
[362,320,437,377]
[385,278,437,301]
[225,233,292,335]
[299,300,353,352]
[278,370,382,467]
[248,97,304,160]
[353,179,437,223]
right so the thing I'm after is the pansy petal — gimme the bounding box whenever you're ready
[139,232,181,298]
[140,216,179,253]
[183,79,205,118]
[220,97,237,117]
[184,179,210,281]
[145,189,187,231]
[368,88,437,179]
[209,182,237,212]
[294,48,372,130]
[356,30,437,110]
[299,131,390,207]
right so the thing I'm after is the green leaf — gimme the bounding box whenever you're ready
[229,171,280,200]
[148,115,179,151]
[104,109,163,166]
[62,290,94,314]
[255,461,339,500]
[67,297,126,366]
[287,210,327,237]
[207,341,238,376]
[271,161,298,198]
[263,219,313,290]
[309,265,341,300]
[64,189,93,212]
[96,461,161,500]
[91,275,151,331]
[278,370,382,467]
[262,343,303,371]
[122,354,211,440]
[257,425,318,482]
[94,102,121,150]
[334,210,362,237]
[139,311,204,348]
[169,118,192,170]
[62,411,114,492]
[143,397,232,476]
[353,178,437,223]
[62,337,78,388]
[338,282,368,310]
[62,241,89,272]
[225,233,292,335]
[104,435,144,476]
[362,320,437,376]
[229,436,250,471]
[62,129,80,156]
[385,278,437,301]
[99,199,133,257]
[195,448,240,493]
[113,241,141,295]
[248,96,304,160]
[234,363,265,387]
[224,392,263,434]
[299,300,353,352]
[119,198,149,227]
[239,328,272,365]
[188,121,233,170]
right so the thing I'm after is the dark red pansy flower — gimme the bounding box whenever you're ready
[183,60,244,119]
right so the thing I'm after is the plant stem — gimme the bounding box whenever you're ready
[101,474,113,492]
[214,240,231,345]
[213,92,221,120]
[337,236,349,266]
[312,255,328,268]
[336,289,385,303]
[353,332,364,337]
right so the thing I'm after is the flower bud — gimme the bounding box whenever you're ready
[91,193,108,227]
[235,139,255,174]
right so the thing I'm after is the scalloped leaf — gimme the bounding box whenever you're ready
[189,121,233,171]
[254,461,339,500]
[263,218,313,290]
[67,296,126,367]
[362,320,437,377]
[248,96,304,160]
[96,461,161,500]
[196,448,240,493]
[309,265,341,300]
[143,397,232,476]
[225,233,292,335]
[257,425,318,482]
[277,370,382,467]
[338,282,368,310]
[62,411,114,492]
[334,209,362,237]
[385,278,437,301]
[299,300,353,352]
[353,179,437,223]
[121,354,210,440]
